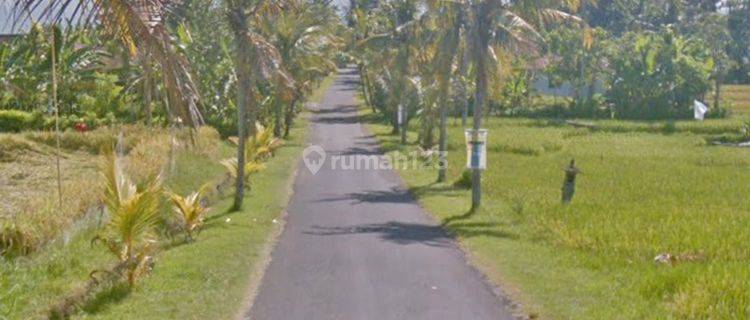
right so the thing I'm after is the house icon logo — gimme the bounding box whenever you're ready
[303,145,326,175]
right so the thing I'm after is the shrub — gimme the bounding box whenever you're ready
[0,221,38,257]
[0,135,42,161]
[25,130,118,154]
[607,28,714,119]
[124,133,172,184]
[193,126,221,158]
[453,169,473,189]
[220,158,265,184]
[168,185,209,241]
[0,110,44,132]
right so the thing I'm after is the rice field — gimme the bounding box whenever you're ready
[0,125,220,257]
[366,113,750,319]
[720,84,750,115]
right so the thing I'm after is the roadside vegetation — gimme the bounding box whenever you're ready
[1,0,340,317]
[351,0,750,318]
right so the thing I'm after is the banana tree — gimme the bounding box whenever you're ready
[12,0,206,127]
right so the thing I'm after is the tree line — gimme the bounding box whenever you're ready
[348,0,749,209]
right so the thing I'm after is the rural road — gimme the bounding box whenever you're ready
[247,68,515,320]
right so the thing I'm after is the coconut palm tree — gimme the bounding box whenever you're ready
[357,0,425,144]
[224,0,292,210]
[12,0,206,127]
[260,0,341,137]
[421,1,462,182]
[421,0,587,209]
[356,0,586,207]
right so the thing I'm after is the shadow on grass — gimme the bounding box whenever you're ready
[79,282,132,315]
[409,183,465,199]
[441,210,478,227]
[204,205,238,224]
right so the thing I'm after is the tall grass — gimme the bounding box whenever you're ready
[0,125,220,258]
[0,128,229,318]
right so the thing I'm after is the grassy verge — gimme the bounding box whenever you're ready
[70,77,331,319]
[1,77,332,319]
[77,127,306,319]
[361,107,750,319]
[0,146,230,319]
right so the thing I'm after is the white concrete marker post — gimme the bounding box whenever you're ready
[465,129,488,170]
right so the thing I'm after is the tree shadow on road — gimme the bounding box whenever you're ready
[311,186,517,245]
[305,222,454,247]
[315,187,412,205]
[305,220,517,247]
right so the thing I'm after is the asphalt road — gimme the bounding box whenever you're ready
[247,68,515,320]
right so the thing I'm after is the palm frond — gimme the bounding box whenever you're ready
[168,186,209,240]
[96,150,162,285]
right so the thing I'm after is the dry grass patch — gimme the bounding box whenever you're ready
[0,125,217,258]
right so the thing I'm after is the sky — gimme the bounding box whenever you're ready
[0,1,83,34]
[0,1,351,34]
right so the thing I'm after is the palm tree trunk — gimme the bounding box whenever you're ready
[274,100,283,137]
[461,97,468,128]
[143,60,153,124]
[233,64,249,211]
[471,9,490,210]
[438,101,448,182]
[423,115,435,148]
[230,9,254,211]
[438,22,460,183]
[358,64,375,112]
[284,97,298,138]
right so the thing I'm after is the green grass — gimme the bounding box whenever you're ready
[0,145,231,319]
[1,76,332,318]
[74,79,335,319]
[363,109,750,319]
[77,124,307,319]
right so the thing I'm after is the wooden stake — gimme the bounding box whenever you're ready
[51,25,62,208]
[562,159,580,204]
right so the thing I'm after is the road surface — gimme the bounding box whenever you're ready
[247,68,515,320]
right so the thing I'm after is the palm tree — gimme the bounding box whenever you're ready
[262,0,341,138]
[12,0,206,127]
[357,0,424,144]
[422,1,462,182]
[224,0,291,210]
[420,0,587,208]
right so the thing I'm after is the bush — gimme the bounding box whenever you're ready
[453,169,473,189]
[607,28,714,119]
[0,110,44,132]
[42,112,118,131]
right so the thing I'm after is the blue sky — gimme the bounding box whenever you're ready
[1,1,350,34]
